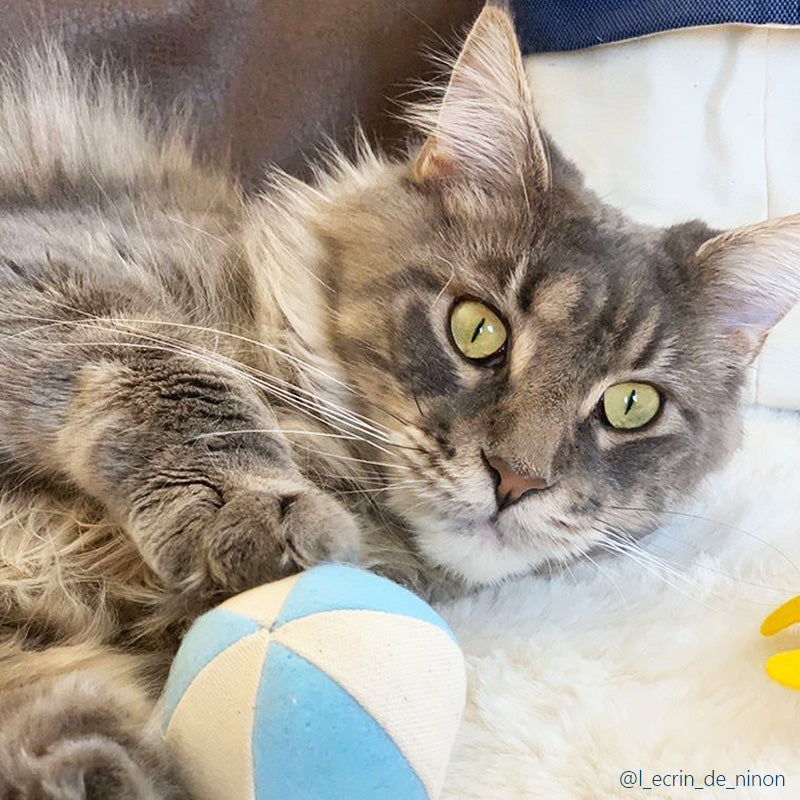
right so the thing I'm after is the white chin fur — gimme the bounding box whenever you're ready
[415,521,534,585]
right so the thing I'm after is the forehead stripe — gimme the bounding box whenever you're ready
[629,316,665,371]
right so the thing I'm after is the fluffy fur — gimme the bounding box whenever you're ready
[1,4,800,797]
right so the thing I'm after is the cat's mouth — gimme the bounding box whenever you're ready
[393,481,585,584]
[477,518,505,543]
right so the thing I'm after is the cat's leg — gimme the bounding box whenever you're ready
[0,642,181,800]
[62,346,361,598]
[0,293,361,600]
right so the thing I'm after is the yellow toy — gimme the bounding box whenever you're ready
[761,597,800,689]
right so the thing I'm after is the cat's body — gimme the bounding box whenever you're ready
[0,46,444,799]
[2,5,800,798]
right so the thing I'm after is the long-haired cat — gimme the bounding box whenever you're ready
[1,3,799,797]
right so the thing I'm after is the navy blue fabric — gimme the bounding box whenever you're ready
[511,1,800,54]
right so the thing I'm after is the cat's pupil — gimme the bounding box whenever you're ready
[624,390,637,415]
[471,318,486,343]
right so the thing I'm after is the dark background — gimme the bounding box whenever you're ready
[0,0,484,186]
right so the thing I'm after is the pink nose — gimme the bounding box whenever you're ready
[485,455,548,511]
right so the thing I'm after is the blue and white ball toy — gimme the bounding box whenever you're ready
[163,564,466,800]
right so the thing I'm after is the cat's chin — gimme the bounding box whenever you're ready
[392,484,585,584]
[406,514,538,586]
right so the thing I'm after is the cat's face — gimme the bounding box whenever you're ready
[311,4,800,584]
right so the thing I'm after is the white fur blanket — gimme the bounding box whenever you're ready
[440,407,800,799]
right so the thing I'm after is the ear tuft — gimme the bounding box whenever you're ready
[411,3,549,193]
[696,214,800,359]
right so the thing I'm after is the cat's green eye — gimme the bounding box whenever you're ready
[449,299,508,362]
[602,382,661,430]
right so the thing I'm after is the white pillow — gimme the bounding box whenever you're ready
[524,24,800,411]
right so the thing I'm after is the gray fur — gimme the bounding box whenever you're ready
[2,7,800,797]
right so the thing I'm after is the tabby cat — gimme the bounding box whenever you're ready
[1,3,799,797]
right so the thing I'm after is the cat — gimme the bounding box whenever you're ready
[1,2,799,797]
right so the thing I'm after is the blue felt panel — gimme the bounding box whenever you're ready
[163,609,261,728]
[511,0,800,54]
[254,642,428,800]
[273,564,456,641]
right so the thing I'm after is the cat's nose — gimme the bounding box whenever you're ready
[484,454,548,512]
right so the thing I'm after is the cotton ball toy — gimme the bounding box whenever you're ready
[162,564,466,800]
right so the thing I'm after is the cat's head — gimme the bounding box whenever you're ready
[302,3,800,584]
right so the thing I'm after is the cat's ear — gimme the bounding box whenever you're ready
[411,2,549,193]
[696,214,800,361]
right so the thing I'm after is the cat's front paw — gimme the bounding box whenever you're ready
[202,477,363,594]
[130,470,363,597]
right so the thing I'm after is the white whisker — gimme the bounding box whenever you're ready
[192,429,363,442]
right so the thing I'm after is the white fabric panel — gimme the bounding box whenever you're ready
[166,630,271,800]
[274,609,467,799]
[524,26,800,411]
[219,573,300,629]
